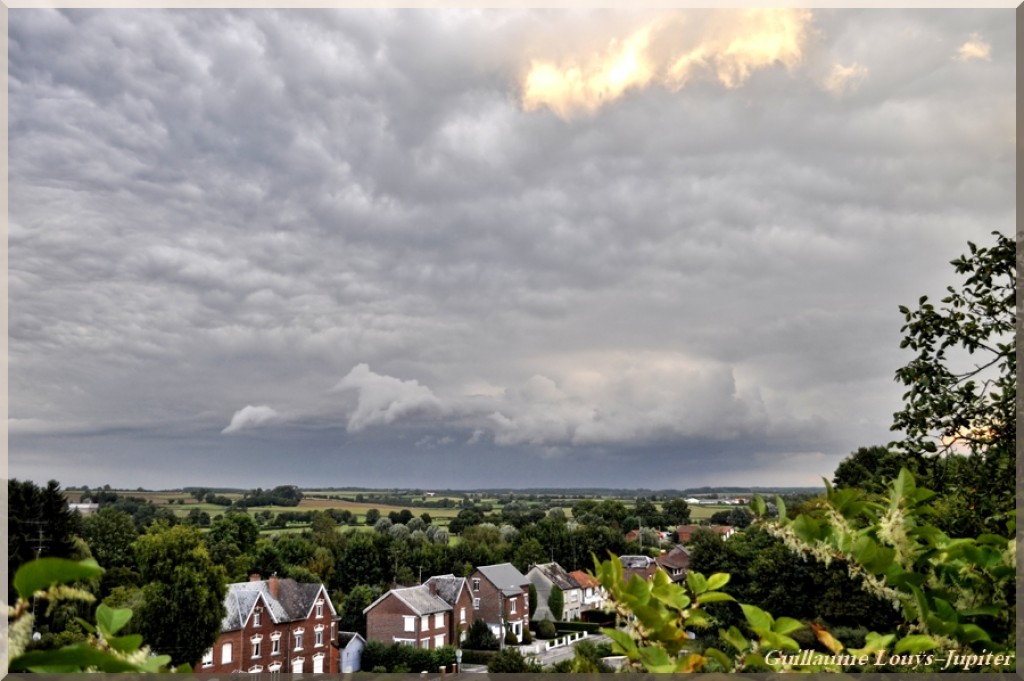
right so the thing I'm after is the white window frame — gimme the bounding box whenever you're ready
[291,657,304,673]
[472,598,480,610]
[250,634,263,658]
[221,642,233,665]
[460,607,466,623]
[421,615,429,630]
[316,600,324,618]
[403,615,416,632]
[434,634,445,648]
[253,610,262,627]
[510,597,517,614]
[312,652,325,674]
[248,665,263,674]
[268,662,282,675]
[472,578,480,591]
[314,625,325,647]
[201,649,214,668]
[393,638,415,647]
[420,638,430,649]
[434,612,444,629]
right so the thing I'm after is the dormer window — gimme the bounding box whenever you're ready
[472,578,480,591]
[315,600,324,618]
[254,610,262,627]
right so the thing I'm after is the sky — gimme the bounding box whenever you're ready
[8,8,1015,491]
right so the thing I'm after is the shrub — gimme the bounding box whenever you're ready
[504,627,518,645]
[464,619,499,650]
[536,619,558,639]
[547,586,564,620]
[487,647,540,673]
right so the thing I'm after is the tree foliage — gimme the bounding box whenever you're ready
[548,585,565,621]
[132,524,227,666]
[890,231,1015,532]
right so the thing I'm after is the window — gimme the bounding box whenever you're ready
[394,639,415,647]
[472,578,480,591]
[313,653,325,674]
[201,649,213,668]
[248,665,263,674]
[268,663,282,675]
[294,632,303,650]
[314,625,324,647]
[472,598,480,610]
[420,638,430,649]
[510,598,517,614]
[291,658,304,673]
[434,634,445,648]
[221,643,233,665]
[250,635,263,658]
[460,607,466,623]
[403,615,416,632]
[434,612,444,629]
[254,610,261,627]
[421,615,428,630]
[271,635,281,656]
[316,600,324,618]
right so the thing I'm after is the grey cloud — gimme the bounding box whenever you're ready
[9,9,1013,489]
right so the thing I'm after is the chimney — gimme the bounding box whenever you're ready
[249,573,261,582]
[269,573,279,599]
[426,580,437,596]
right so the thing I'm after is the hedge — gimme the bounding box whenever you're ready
[555,621,602,634]
[360,641,458,672]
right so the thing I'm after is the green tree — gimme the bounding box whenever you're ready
[548,585,565,621]
[82,508,138,570]
[338,584,380,636]
[9,479,83,600]
[660,498,691,526]
[528,583,538,617]
[891,231,1015,533]
[364,508,381,526]
[133,523,228,666]
[832,445,921,494]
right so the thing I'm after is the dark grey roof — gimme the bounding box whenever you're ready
[221,578,330,632]
[476,563,529,594]
[337,632,365,648]
[364,585,452,616]
[619,555,655,569]
[424,574,467,606]
[528,562,580,591]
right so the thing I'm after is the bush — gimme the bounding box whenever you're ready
[464,618,499,650]
[555,621,601,634]
[536,619,558,639]
[547,586,564,620]
[504,628,518,645]
[487,647,540,673]
[521,628,533,644]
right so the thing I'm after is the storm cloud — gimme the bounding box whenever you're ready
[8,9,1014,489]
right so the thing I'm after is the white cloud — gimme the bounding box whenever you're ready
[222,405,281,434]
[822,61,867,96]
[334,363,444,432]
[956,33,991,61]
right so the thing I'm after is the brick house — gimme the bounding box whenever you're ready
[675,524,736,543]
[198,574,340,674]
[469,563,530,642]
[655,545,691,583]
[363,584,452,649]
[423,574,474,644]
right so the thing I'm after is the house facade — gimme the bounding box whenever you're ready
[198,574,339,674]
[526,562,583,621]
[363,584,452,649]
[469,563,530,642]
[423,574,474,644]
[675,524,736,544]
[569,570,605,611]
[655,545,691,583]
